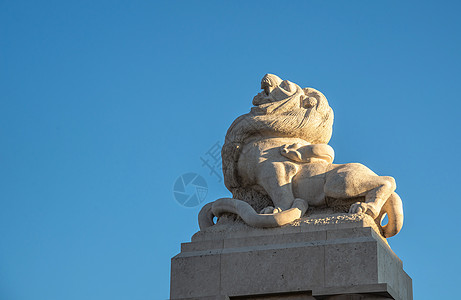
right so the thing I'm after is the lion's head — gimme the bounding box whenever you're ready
[234,74,334,143]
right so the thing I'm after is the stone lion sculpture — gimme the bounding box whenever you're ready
[198,74,403,238]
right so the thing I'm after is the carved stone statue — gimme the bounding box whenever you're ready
[198,74,404,238]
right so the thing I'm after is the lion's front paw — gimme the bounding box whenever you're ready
[349,202,379,219]
[260,206,283,214]
[280,143,303,162]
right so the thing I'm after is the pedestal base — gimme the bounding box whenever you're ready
[170,213,412,300]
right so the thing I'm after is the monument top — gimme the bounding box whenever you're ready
[171,74,412,300]
[199,74,404,239]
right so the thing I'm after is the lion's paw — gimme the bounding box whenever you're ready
[280,143,304,162]
[349,202,366,214]
[260,206,283,214]
[349,202,379,219]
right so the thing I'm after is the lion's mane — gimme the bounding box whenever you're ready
[221,85,334,210]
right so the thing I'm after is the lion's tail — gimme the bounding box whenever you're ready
[378,192,404,238]
[198,198,308,230]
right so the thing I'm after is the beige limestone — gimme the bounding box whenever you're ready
[199,74,404,238]
[171,215,412,300]
[172,74,411,299]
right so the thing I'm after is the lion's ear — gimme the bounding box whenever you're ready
[302,96,318,108]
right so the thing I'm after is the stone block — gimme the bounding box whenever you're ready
[324,238,378,287]
[170,214,412,300]
[221,243,325,296]
[170,249,222,299]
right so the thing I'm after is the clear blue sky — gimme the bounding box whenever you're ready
[1,1,460,299]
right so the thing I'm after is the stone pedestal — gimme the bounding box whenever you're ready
[170,213,412,300]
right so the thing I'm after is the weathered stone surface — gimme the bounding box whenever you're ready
[193,212,385,244]
[170,248,221,299]
[170,215,412,300]
[170,74,412,299]
[198,74,404,239]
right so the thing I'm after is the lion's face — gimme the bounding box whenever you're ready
[249,74,334,145]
